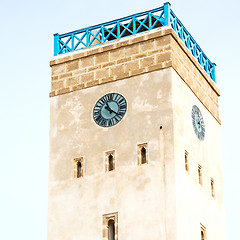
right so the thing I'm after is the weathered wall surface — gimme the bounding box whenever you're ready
[48,69,176,240]
[171,70,226,239]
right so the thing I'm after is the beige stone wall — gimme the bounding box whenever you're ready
[48,25,225,240]
[48,69,175,240]
[171,69,226,239]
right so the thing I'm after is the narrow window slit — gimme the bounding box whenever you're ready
[211,178,215,197]
[200,224,206,240]
[185,150,189,172]
[198,164,202,185]
[105,151,115,173]
[108,219,115,240]
[141,147,147,164]
[108,154,114,171]
[73,157,84,178]
[137,143,148,165]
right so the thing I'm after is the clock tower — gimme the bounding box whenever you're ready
[48,3,226,240]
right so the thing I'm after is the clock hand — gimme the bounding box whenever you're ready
[105,102,119,115]
[111,109,118,115]
[105,102,113,114]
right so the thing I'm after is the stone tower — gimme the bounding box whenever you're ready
[48,3,226,240]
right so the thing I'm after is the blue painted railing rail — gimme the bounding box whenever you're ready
[54,2,216,83]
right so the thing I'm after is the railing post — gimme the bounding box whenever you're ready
[54,33,60,56]
[163,2,171,26]
[211,63,217,83]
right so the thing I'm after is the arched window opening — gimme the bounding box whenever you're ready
[73,157,84,179]
[108,219,115,240]
[105,151,115,173]
[137,143,148,165]
[141,147,147,164]
[108,154,114,171]
[77,161,82,178]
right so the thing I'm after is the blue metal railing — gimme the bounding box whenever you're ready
[169,10,216,82]
[53,2,216,83]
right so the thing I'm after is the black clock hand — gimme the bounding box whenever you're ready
[105,102,113,114]
[105,102,118,115]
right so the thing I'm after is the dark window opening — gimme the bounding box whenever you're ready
[141,147,147,164]
[77,161,82,178]
[185,150,189,172]
[108,154,114,171]
[198,165,202,185]
[108,219,115,240]
[211,178,215,197]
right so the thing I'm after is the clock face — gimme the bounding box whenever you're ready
[93,93,127,127]
[192,105,205,141]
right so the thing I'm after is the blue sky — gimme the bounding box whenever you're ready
[0,0,239,239]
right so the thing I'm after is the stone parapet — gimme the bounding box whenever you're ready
[49,26,220,123]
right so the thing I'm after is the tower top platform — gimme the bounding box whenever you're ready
[53,2,216,83]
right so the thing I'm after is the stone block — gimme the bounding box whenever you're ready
[81,72,94,83]
[125,44,139,56]
[66,77,80,87]
[59,72,72,79]
[95,68,109,79]
[132,53,148,60]
[95,52,109,65]
[140,40,155,53]
[155,35,170,48]
[140,56,155,68]
[101,77,114,84]
[125,60,139,72]
[57,87,70,95]
[71,83,85,91]
[67,60,79,72]
[51,80,64,90]
[81,56,94,68]
[110,48,125,61]
[116,57,131,64]
[52,64,66,76]
[156,52,171,64]
[86,80,99,88]
[51,76,59,81]
[110,64,124,76]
